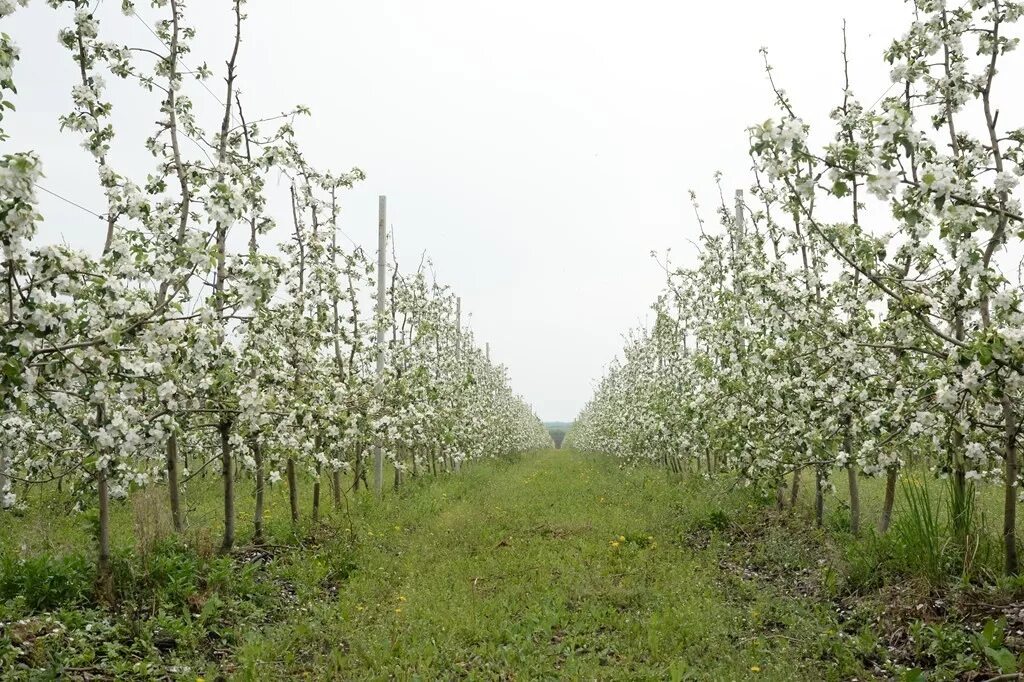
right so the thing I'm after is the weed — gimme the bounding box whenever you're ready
[0,552,93,612]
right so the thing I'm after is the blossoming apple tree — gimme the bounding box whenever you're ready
[568,0,1024,574]
[0,0,550,598]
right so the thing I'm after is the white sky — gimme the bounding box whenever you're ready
[6,0,918,421]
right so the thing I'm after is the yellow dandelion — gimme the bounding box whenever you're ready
[610,541,620,548]
[618,535,626,542]
[398,595,407,602]
[395,608,403,613]
[751,665,761,673]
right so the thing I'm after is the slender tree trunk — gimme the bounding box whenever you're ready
[950,428,970,545]
[879,467,898,534]
[847,465,860,536]
[843,422,860,535]
[287,457,299,524]
[814,468,824,528]
[220,421,235,552]
[0,444,9,507]
[214,0,241,555]
[313,462,321,523]
[775,478,786,511]
[166,434,183,532]
[95,404,113,604]
[308,433,323,524]
[96,464,113,604]
[332,470,342,509]
[950,311,970,544]
[355,445,370,491]
[253,437,265,544]
[789,468,801,509]
[1003,394,1019,576]
[159,2,192,527]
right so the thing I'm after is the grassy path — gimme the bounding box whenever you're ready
[236,451,852,680]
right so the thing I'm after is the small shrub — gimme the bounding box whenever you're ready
[110,537,202,609]
[908,620,982,676]
[892,479,947,584]
[703,509,730,531]
[826,505,851,535]
[841,533,890,593]
[148,541,202,605]
[205,555,236,594]
[0,552,93,612]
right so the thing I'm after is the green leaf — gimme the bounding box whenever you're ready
[985,646,1017,673]
[2,359,20,381]
[992,335,1006,357]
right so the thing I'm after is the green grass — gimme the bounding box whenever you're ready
[802,467,1012,538]
[787,466,1014,585]
[5,451,1023,680]
[0,451,870,680]
[231,451,856,680]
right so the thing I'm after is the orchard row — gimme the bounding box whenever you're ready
[0,0,550,599]
[568,0,1024,575]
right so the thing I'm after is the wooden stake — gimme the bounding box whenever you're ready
[454,297,462,473]
[456,297,462,358]
[374,195,387,497]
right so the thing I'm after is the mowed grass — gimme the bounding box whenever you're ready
[230,451,859,680]
[1,452,889,680]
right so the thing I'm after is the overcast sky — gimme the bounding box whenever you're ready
[6,0,920,421]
